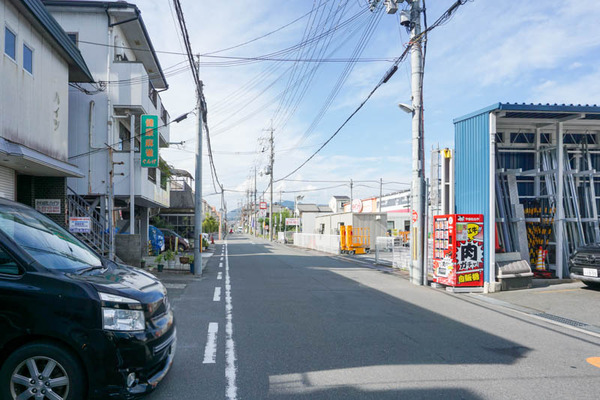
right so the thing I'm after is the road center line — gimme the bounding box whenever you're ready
[217,272,223,280]
[219,262,223,268]
[224,242,238,399]
[202,322,218,364]
[213,287,221,302]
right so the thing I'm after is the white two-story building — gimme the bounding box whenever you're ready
[1,0,93,226]
[44,0,172,262]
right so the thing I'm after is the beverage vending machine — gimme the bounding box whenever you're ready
[433,214,484,287]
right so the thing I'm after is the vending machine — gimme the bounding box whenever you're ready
[433,214,484,287]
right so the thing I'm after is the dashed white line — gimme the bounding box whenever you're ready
[219,262,223,268]
[203,322,219,364]
[217,272,223,280]
[224,242,238,399]
[220,257,224,261]
[213,287,222,302]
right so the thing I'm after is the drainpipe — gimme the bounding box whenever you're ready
[88,100,95,194]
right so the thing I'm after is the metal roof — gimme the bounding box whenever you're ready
[454,103,600,124]
[13,0,93,82]
[43,0,168,89]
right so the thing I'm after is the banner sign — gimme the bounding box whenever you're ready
[35,199,61,214]
[285,218,300,226]
[69,217,91,233]
[141,115,159,168]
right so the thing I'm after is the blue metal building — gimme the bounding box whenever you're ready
[454,103,600,290]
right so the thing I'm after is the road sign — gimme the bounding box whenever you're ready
[259,201,267,210]
[412,210,418,223]
[141,115,159,168]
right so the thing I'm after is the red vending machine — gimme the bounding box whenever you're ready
[433,214,484,287]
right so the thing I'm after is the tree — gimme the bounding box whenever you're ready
[202,214,219,233]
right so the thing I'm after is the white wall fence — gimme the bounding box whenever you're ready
[374,237,434,273]
[293,233,340,255]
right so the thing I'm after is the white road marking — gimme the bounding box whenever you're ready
[163,283,187,289]
[217,272,223,280]
[221,257,224,261]
[202,322,219,364]
[225,242,238,399]
[219,262,223,268]
[213,287,222,302]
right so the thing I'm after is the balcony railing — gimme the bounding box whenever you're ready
[112,152,170,208]
[111,62,170,145]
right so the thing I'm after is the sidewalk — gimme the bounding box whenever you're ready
[471,279,600,336]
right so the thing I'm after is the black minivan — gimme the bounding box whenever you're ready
[0,198,176,399]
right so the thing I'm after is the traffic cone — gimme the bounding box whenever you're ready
[211,235,215,245]
[535,246,545,271]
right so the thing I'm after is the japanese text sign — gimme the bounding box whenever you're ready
[141,115,159,168]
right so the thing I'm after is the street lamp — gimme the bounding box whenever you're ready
[398,103,414,114]
[295,195,304,234]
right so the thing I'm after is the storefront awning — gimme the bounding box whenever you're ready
[0,137,84,177]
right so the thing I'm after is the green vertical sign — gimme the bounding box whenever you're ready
[141,115,158,168]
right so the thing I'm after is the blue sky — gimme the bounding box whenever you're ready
[142,0,600,211]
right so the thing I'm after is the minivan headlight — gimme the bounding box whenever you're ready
[102,308,145,331]
[99,292,145,331]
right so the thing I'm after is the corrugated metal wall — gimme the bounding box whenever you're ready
[454,112,490,281]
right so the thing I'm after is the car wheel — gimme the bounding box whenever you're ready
[583,281,600,290]
[0,342,85,400]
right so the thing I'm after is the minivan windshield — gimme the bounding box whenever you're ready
[0,206,102,271]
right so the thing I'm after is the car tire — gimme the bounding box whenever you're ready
[583,281,600,290]
[0,342,86,400]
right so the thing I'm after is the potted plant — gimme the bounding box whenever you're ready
[202,237,209,251]
[179,254,190,264]
[188,254,195,274]
[164,249,175,269]
[155,254,164,272]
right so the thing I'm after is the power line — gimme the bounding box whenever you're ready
[67,110,195,160]
[274,0,471,182]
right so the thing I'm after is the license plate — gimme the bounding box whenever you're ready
[583,268,599,277]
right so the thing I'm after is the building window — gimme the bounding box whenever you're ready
[23,44,33,74]
[148,167,156,183]
[149,85,157,107]
[67,32,78,46]
[4,27,16,60]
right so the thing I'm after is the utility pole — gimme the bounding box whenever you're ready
[129,113,135,236]
[350,179,353,208]
[254,167,257,237]
[267,124,275,241]
[408,0,426,286]
[379,177,383,212]
[193,55,205,276]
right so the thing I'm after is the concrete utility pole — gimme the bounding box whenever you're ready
[254,166,257,237]
[379,177,383,212]
[408,0,426,286]
[350,179,353,206]
[268,124,274,241]
[193,56,204,275]
[129,113,135,236]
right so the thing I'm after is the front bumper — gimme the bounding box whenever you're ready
[570,272,600,283]
[85,312,176,399]
[127,331,177,396]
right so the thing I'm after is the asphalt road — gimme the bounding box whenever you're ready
[147,234,600,399]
